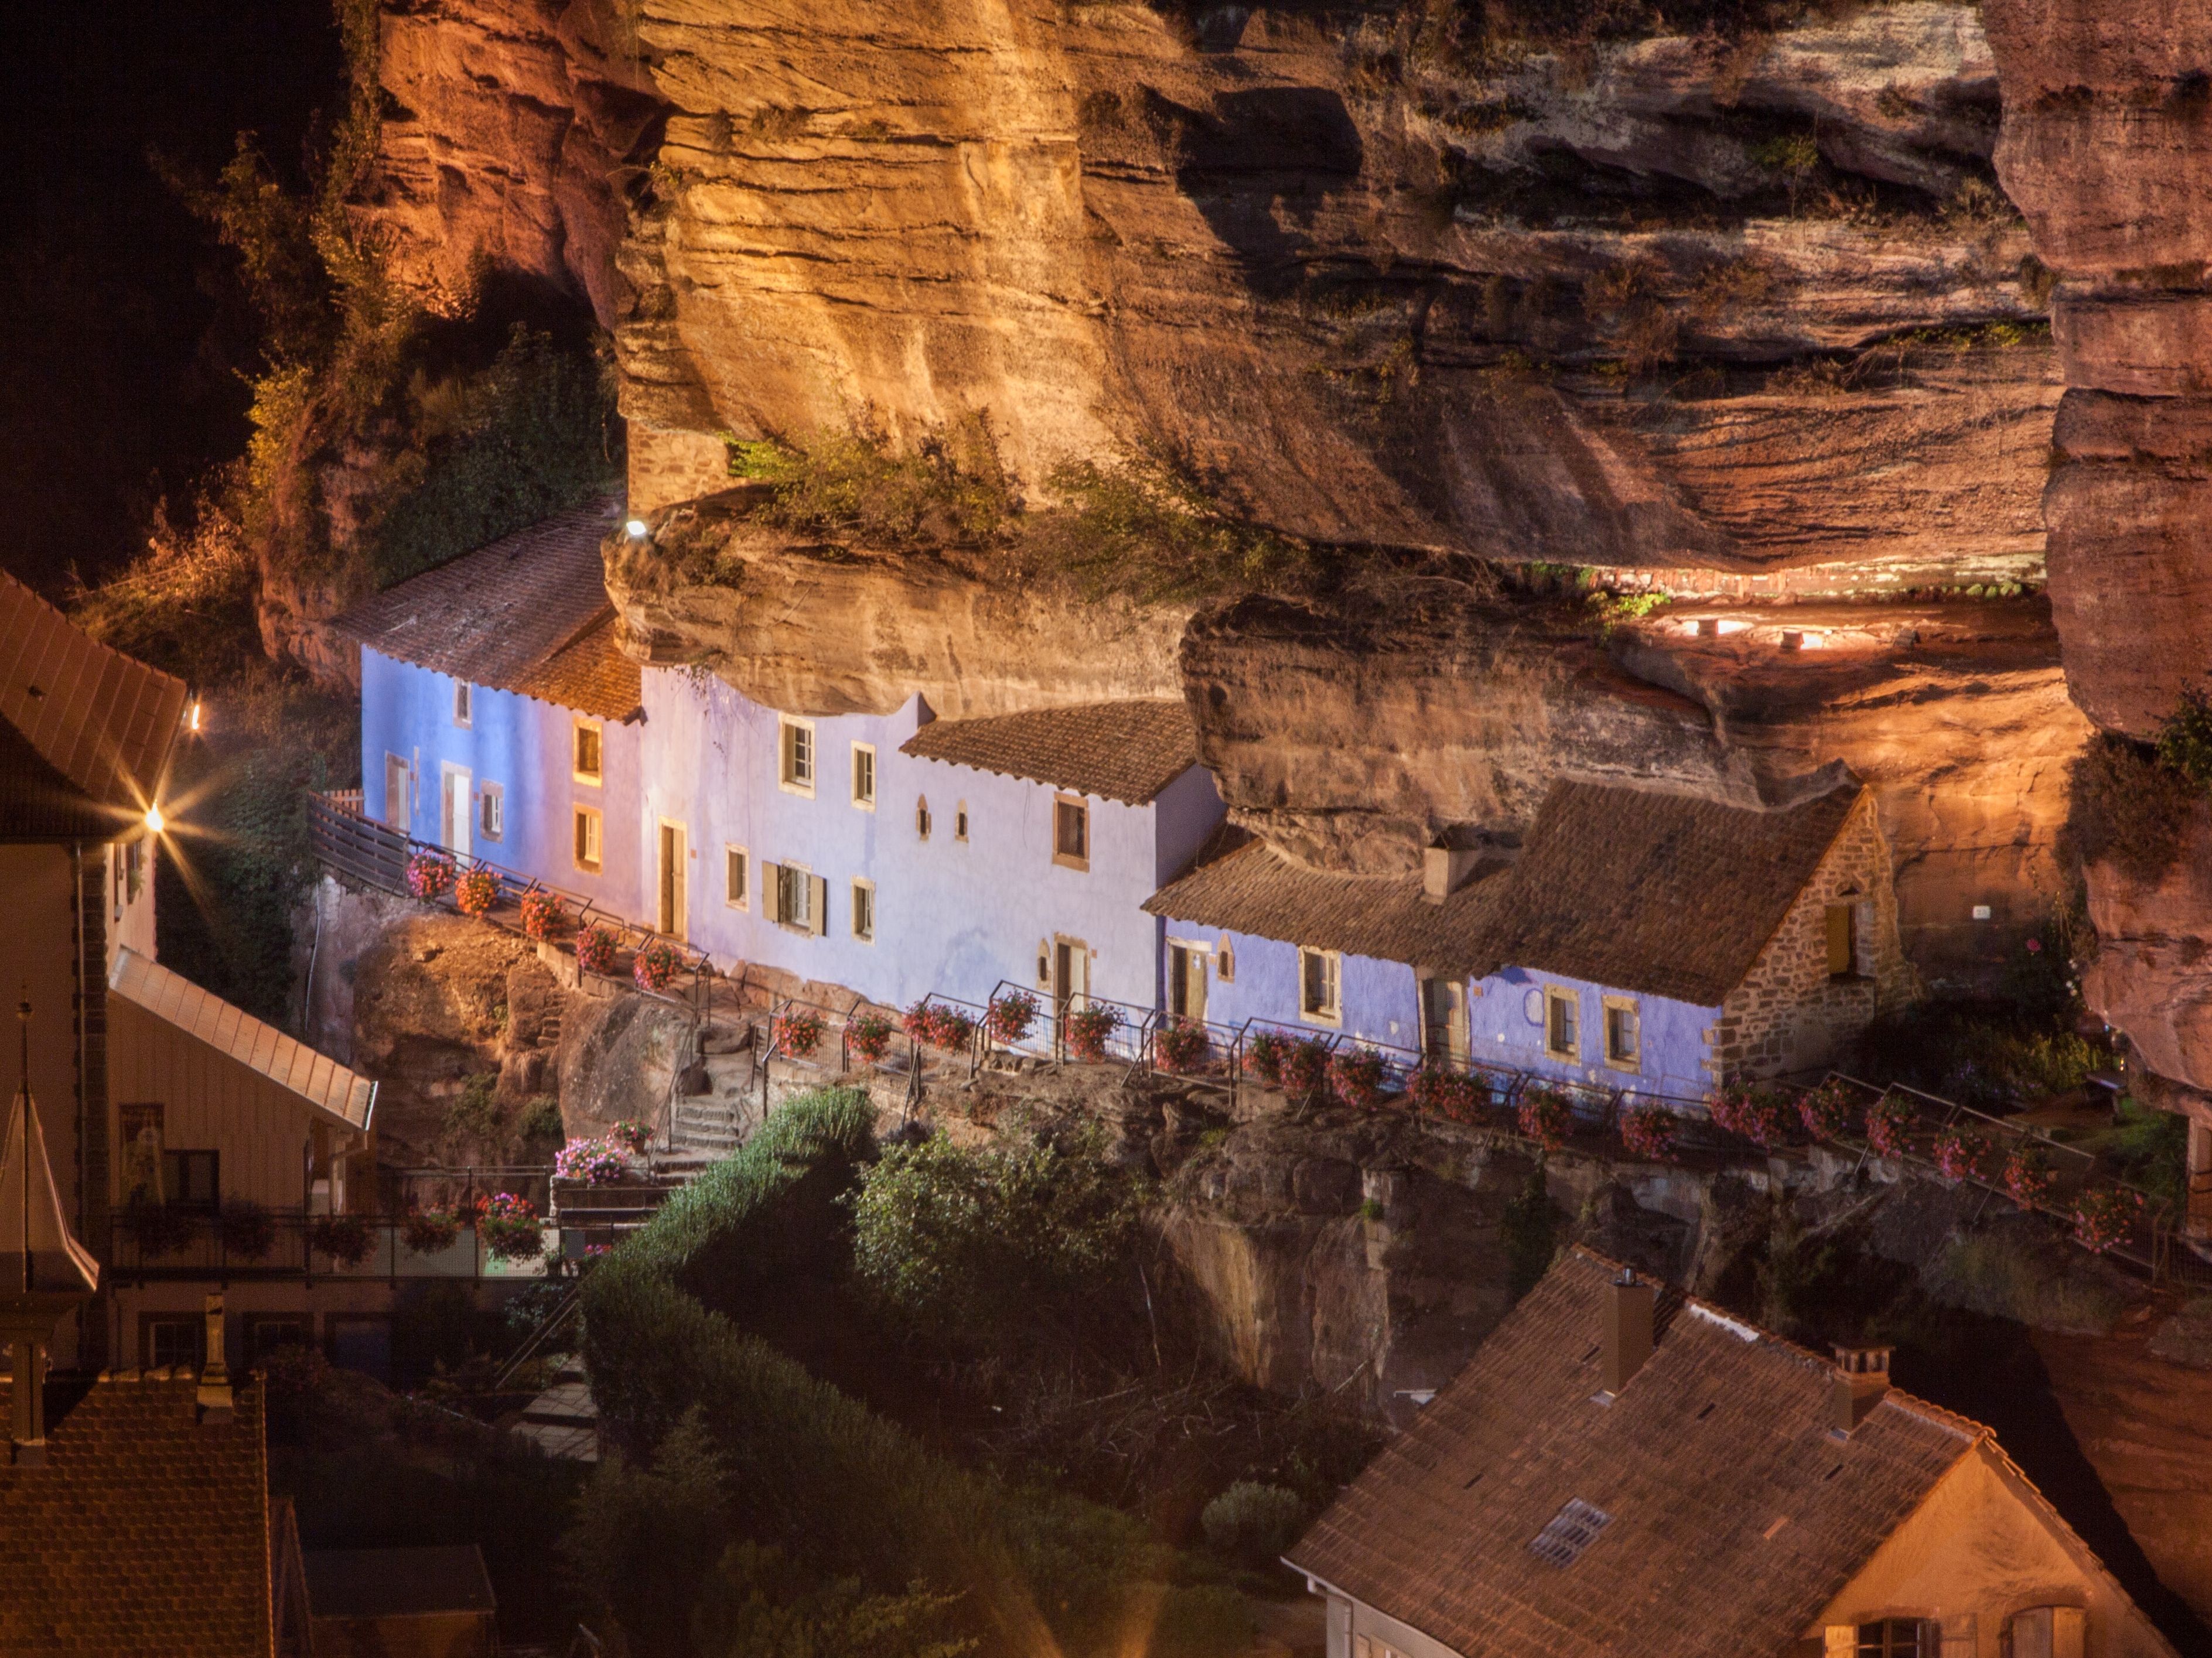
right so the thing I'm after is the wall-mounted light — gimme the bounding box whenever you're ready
[624,518,650,539]
[187,700,203,733]
[144,805,165,835]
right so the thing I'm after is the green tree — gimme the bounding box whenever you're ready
[564,1409,732,1658]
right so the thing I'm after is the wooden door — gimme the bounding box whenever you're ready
[1422,976,1468,1063]
[659,822,688,939]
[384,754,408,830]
[442,767,471,856]
[1169,943,1207,1023]
[1054,937,1090,1012]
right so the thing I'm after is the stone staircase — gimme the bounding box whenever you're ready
[511,1355,598,1462]
[658,1018,763,1172]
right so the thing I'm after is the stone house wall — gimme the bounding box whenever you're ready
[1709,792,1919,1081]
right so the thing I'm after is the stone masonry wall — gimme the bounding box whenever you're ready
[1711,794,1919,1081]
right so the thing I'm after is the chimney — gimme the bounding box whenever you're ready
[1423,842,1480,905]
[1602,1267,1655,1395]
[4,1319,52,1464]
[196,1293,233,1423]
[1830,1345,1892,1434]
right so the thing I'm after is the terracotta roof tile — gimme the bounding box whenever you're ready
[1286,1249,1977,1658]
[510,612,642,722]
[330,498,636,716]
[0,1372,272,1656]
[899,700,1199,805]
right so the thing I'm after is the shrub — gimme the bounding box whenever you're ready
[1932,1126,1990,1184]
[773,1008,824,1059]
[2005,1143,2057,1209]
[1865,1093,1917,1159]
[520,889,568,941]
[1030,456,1312,604]
[1329,1048,1388,1110]
[2066,734,2201,883]
[518,1096,565,1143]
[2072,1187,2143,1254]
[691,1540,981,1658]
[1797,1079,1857,1142]
[1518,1088,1573,1150]
[1063,1004,1121,1063]
[1410,1064,1488,1123]
[1619,1106,1680,1162]
[557,1137,633,1185]
[609,1119,653,1156]
[406,850,455,900]
[1199,1482,1306,1564]
[1154,1019,1210,1074]
[310,1212,374,1266]
[478,1192,544,1260]
[402,1208,462,1256]
[728,419,1011,551]
[848,1010,895,1063]
[1924,1229,2128,1335]
[219,1201,276,1262]
[453,866,499,917]
[984,990,1039,1045]
[576,922,619,976]
[634,936,684,994]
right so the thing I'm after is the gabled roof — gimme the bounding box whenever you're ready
[1145,781,1863,1004]
[330,498,641,720]
[0,1370,273,1657]
[898,700,1200,805]
[1286,1249,1981,1658]
[109,950,376,1133]
[0,570,187,840]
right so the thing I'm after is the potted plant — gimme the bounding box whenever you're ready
[576,922,620,977]
[1518,1088,1574,1150]
[1064,1004,1121,1062]
[1931,1126,1989,1184]
[1619,1105,1680,1162]
[773,1007,824,1058]
[1278,1037,1332,1100]
[555,1137,631,1185]
[985,990,1039,1045]
[1245,1030,1286,1087]
[406,850,455,900]
[1796,1079,1856,1143]
[608,1119,652,1156]
[1864,1093,1917,1160]
[848,1010,895,1063]
[310,1212,375,1267]
[1329,1048,1388,1110]
[1708,1082,1791,1148]
[520,890,569,942]
[633,936,683,993]
[124,1197,201,1258]
[478,1192,545,1261]
[1409,1064,1487,1124]
[1155,1019,1210,1074]
[2071,1187,2142,1253]
[453,866,500,917]
[2003,1144,2056,1210]
[402,1208,462,1256]
[219,1201,276,1262]
[903,1001,975,1052]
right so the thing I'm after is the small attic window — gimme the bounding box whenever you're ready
[1527,1498,1611,1568]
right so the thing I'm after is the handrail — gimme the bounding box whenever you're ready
[491,1280,584,1391]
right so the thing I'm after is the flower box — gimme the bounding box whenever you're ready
[633,937,684,993]
[903,1001,977,1052]
[2071,1187,2142,1253]
[2003,1144,2056,1210]
[1409,1065,1488,1124]
[1709,1082,1792,1148]
[1245,1030,1286,1086]
[773,1008,824,1059]
[453,867,499,917]
[555,1137,632,1185]
[1931,1126,1989,1184]
[608,1119,652,1156]
[1329,1048,1388,1110]
[1796,1079,1856,1143]
[1064,1004,1121,1063]
[402,1208,462,1256]
[1619,1105,1680,1162]
[310,1212,374,1267]
[219,1202,276,1262]
[125,1199,200,1257]
[576,923,619,976]
[1865,1094,1917,1160]
[406,850,455,900]
[848,1011,895,1063]
[1278,1037,1332,1099]
[478,1192,545,1261]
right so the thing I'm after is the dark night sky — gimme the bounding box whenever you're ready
[0,1,339,593]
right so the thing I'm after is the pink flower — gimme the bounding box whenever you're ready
[2025,938,2042,953]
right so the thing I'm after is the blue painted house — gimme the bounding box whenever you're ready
[1144,778,1914,1098]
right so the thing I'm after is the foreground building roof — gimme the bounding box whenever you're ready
[899,700,1199,805]
[329,497,641,720]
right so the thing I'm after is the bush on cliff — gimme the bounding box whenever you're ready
[2066,733,2202,883]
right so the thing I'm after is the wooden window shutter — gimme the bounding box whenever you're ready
[1824,1628,1856,1658]
[1938,1615,1976,1658]
[2051,1608,2085,1658]
[762,862,783,924]
[809,874,830,936]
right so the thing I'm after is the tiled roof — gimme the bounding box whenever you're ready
[1145,781,1862,1003]
[109,949,376,1131]
[1286,1249,1979,1658]
[511,611,641,721]
[0,1371,272,1657]
[304,1546,497,1619]
[330,498,637,716]
[899,700,1199,805]
[0,569,188,839]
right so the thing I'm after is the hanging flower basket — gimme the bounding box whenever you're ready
[1278,1037,1333,1099]
[2004,1144,2057,1210]
[1931,1126,1989,1184]
[402,1208,462,1256]
[2071,1187,2143,1254]
[407,850,455,900]
[1410,1064,1488,1124]
[453,867,500,917]
[903,1001,977,1052]
[607,1119,653,1156]
[478,1192,545,1260]
[1796,1079,1857,1143]
[1518,1088,1575,1151]
[1245,1030,1287,1086]
[1064,1004,1122,1062]
[985,990,1039,1045]
[555,1137,633,1185]
[633,937,684,993]
[773,1008,824,1059]
[576,923,620,976]
[310,1212,374,1267]
[125,1199,201,1258]
[1330,1048,1388,1110]
[1155,1020,1211,1075]
[1709,1082,1791,1148]
[1865,1093,1917,1160]
[1619,1106,1680,1162]
[219,1202,276,1262]
[848,1010,895,1064]
[520,890,569,942]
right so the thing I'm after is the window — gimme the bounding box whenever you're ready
[452,680,472,727]
[852,880,875,942]
[574,805,603,873]
[160,1150,219,1211]
[479,782,504,841]
[1216,939,1234,983]
[245,1315,311,1366]
[779,719,815,795]
[767,862,824,934]
[916,796,932,840]
[1858,1622,1931,1658]
[1603,997,1640,1070]
[955,802,969,842]
[574,720,603,784]
[851,743,876,809]
[725,846,749,909]
[144,1315,203,1372]
[2005,1606,2085,1658]
[1299,948,1341,1024]
[1545,988,1579,1061]
[1053,794,1090,871]
[1826,903,1861,977]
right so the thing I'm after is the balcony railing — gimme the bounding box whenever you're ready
[105,1210,557,1280]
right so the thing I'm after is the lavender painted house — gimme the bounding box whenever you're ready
[1145,778,1914,1098]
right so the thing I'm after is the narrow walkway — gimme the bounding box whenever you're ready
[510,1355,598,1462]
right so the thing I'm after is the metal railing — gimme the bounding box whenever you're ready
[105,1210,557,1280]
